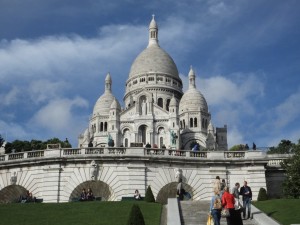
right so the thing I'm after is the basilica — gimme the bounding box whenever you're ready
[78,16,228,151]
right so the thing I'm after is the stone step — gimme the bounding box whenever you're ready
[179,200,258,225]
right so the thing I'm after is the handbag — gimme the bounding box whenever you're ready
[206,214,215,225]
[221,208,230,217]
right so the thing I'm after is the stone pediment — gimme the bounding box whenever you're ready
[153,104,169,118]
[120,106,137,119]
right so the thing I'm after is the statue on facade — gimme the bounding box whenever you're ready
[174,168,182,182]
[170,131,177,146]
[108,134,114,147]
[90,160,98,181]
[142,100,147,115]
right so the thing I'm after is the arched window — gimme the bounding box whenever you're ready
[125,138,128,147]
[100,122,103,131]
[202,118,205,128]
[158,98,163,108]
[190,118,193,128]
[166,99,170,111]
[104,122,107,131]
[180,121,182,129]
[160,137,164,148]
[194,118,198,127]
[205,119,208,128]
[183,119,186,128]
[173,122,175,128]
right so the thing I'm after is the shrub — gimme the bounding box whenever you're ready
[127,204,145,225]
[144,186,155,202]
[257,187,268,201]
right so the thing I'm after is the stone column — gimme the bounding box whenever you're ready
[42,164,62,203]
[127,164,146,197]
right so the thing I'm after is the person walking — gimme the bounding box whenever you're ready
[210,190,222,225]
[177,178,184,201]
[213,176,221,193]
[239,181,252,220]
[222,186,243,225]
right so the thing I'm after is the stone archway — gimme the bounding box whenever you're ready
[69,180,112,201]
[0,185,27,203]
[156,182,193,204]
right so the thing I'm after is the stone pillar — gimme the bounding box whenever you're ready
[42,164,62,203]
[126,164,146,197]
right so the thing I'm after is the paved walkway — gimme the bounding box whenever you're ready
[179,201,258,225]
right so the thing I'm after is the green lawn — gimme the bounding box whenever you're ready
[0,201,162,225]
[253,199,300,225]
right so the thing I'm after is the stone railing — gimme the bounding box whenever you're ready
[0,148,291,165]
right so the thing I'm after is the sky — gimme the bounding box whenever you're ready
[0,0,300,149]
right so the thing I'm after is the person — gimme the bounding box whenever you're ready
[210,190,222,225]
[88,140,93,147]
[86,188,94,201]
[161,144,166,149]
[240,181,252,220]
[220,179,226,198]
[80,188,87,201]
[245,144,249,150]
[222,186,243,225]
[252,142,256,150]
[232,182,243,210]
[177,178,184,201]
[134,189,141,200]
[145,143,151,148]
[213,176,221,194]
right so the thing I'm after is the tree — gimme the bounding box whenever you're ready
[144,186,155,202]
[257,187,268,201]
[0,135,4,148]
[281,140,300,198]
[127,204,145,225]
[267,139,295,154]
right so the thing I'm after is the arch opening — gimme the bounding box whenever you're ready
[156,182,193,204]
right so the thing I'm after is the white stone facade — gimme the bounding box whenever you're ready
[0,148,283,203]
[78,16,228,151]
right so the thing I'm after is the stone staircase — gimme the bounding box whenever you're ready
[179,200,257,225]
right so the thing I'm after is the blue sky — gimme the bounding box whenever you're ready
[0,0,300,148]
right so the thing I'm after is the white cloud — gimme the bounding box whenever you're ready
[28,79,68,104]
[30,97,89,132]
[227,126,245,148]
[0,86,19,106]
[274,91,300,128]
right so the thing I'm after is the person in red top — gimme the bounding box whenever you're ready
[222,186,243,225]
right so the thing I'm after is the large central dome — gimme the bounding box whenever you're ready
[129,44,179,78]
[128,15,180,80]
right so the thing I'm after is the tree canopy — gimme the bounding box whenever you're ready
[0,135,4,147]
[281,139,300,198]
[267,139,295,154]
[4,137,72,154]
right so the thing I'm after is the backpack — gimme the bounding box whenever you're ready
[213,197,222,209]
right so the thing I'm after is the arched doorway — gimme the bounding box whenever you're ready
[0,185,27,203]
[138,125,147,144]
[156,182,193,204]
[69,180,112,201]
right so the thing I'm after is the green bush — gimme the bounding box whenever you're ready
[144,186,155,202]
[257,187,268,201]
[127,204,145,225]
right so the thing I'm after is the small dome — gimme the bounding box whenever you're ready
[110,98,121,110]
[170,95,177,107]
[179,88,208,113]
[93,92,116,116]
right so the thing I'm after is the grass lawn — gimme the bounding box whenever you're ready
[0,201,162,225]
[253,199,300,225]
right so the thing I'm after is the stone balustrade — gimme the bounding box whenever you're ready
[0,147,291,164]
